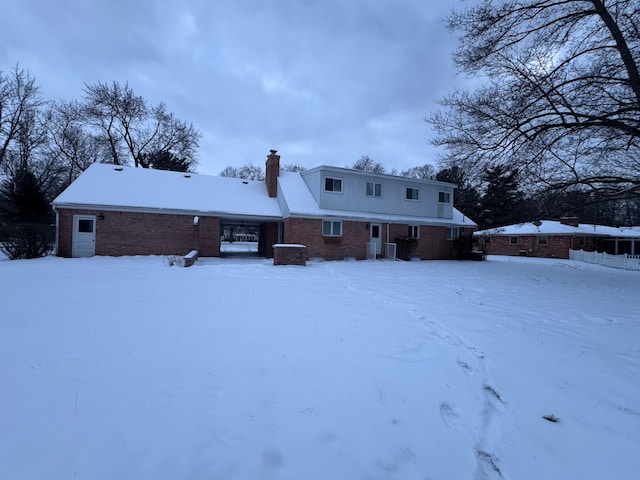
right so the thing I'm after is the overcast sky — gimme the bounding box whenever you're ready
[2,0,472,175]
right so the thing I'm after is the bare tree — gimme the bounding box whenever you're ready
[400,163,436,179]
[282,163,306,172]
[429,0,640,198]
[238,164,264,181]
[82,81,201,168]
[47,100,102,186]
[0,66,44,168]
[219,164,265,180]
[352,155,386,174]
[219,165,240,178]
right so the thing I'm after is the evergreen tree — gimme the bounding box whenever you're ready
[0,168,54,259]
[478,166,531,229]
[0,168,52,223]
[144,150,191,172]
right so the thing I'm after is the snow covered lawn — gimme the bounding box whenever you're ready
[1,255,638,479]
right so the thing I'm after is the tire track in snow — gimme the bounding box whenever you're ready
[322,262,511,479]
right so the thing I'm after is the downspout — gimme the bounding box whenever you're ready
[53,206,59,256]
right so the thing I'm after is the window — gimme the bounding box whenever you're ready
[446,227,459,240]
[537,235,548,245]
[78,219,93,233]
[509,236,518,245]
[408,225,420,239]
[322,220,342,236]
[405,187,419,200]
[324,177,342,192]
[366,182,382,197]
[438,191,451,204]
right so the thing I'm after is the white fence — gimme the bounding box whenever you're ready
[569,249,640,271]
[366,242,377,260]
[366,242,397,261]
[385,242,397,261]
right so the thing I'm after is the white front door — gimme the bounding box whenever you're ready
[72,215,96,257]
[370,223,382,255]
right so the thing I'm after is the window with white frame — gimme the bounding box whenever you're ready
[446,227,459,240]
[537,235,548,245]
[408,225,420,239]
[322,220,342,236]
[438,191,451,204]
[366,181,382,197]
[509,236,518,245]
[405,187,419,200]
[324,177,342,193]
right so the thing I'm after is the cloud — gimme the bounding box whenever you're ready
[1,0,469,175]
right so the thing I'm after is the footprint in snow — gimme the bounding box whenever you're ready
[439,402,461,430]
[457,358,473,373]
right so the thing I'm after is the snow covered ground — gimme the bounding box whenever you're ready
[1,255,638,479]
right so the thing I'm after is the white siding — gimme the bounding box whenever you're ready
[301,167,454,219]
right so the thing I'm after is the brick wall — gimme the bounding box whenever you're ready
[482,235,573,258]
[283,218,370,260]
[282,217,472,260]
[56,208,220,257]
[273,245,307,265]
[387,224,473,260]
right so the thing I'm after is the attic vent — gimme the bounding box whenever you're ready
[114,167,123,171]
[184,174,191,178]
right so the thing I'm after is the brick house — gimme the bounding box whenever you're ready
[52,150,477,260]
[475,218,640,259]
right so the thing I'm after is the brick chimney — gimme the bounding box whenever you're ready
[265,149,280,198]
[560,216,579,227]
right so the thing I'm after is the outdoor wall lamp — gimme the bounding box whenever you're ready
[193,216,199,226]
[365,223,370,230]
[98,213,105,220]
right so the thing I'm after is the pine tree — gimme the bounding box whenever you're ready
[478,166,530,229]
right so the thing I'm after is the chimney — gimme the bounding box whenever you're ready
[560,216,579,227]
[265,149,280,198]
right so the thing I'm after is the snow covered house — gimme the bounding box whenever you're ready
[475,218,640,259]
[52,150,477,260]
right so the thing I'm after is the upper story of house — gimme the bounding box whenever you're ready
[298,166,455,219]
[276,165,455,219]
[264,151,456,220]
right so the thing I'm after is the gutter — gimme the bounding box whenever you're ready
[51,202,283,221]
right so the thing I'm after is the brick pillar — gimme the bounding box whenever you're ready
[265,149,280,198]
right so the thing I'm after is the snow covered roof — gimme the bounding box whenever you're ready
[53,163,479,227]
[277,171,477,227]
[52,163,282,220]
[475,220,640,238]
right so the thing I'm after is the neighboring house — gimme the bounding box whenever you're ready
[52,151,477,260]
[476,218,640,259]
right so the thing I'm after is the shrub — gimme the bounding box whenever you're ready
[394,236,417,261]
[0,223,55,260]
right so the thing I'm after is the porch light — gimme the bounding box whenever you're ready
[365,223,370,230]
[98,213,105,220]
[193,216,199,226]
